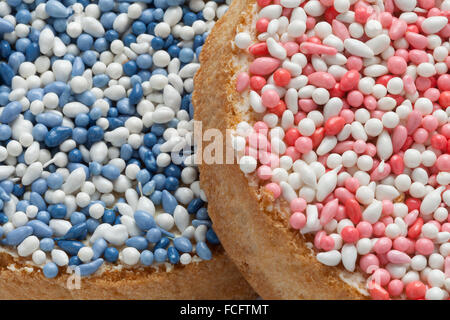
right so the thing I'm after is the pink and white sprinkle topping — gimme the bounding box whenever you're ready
[234,0,450,300]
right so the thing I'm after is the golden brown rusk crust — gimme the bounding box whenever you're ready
[0,248,257,299]
[193,0,368,299]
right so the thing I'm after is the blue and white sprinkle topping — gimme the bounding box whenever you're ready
[0,0,229,278]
